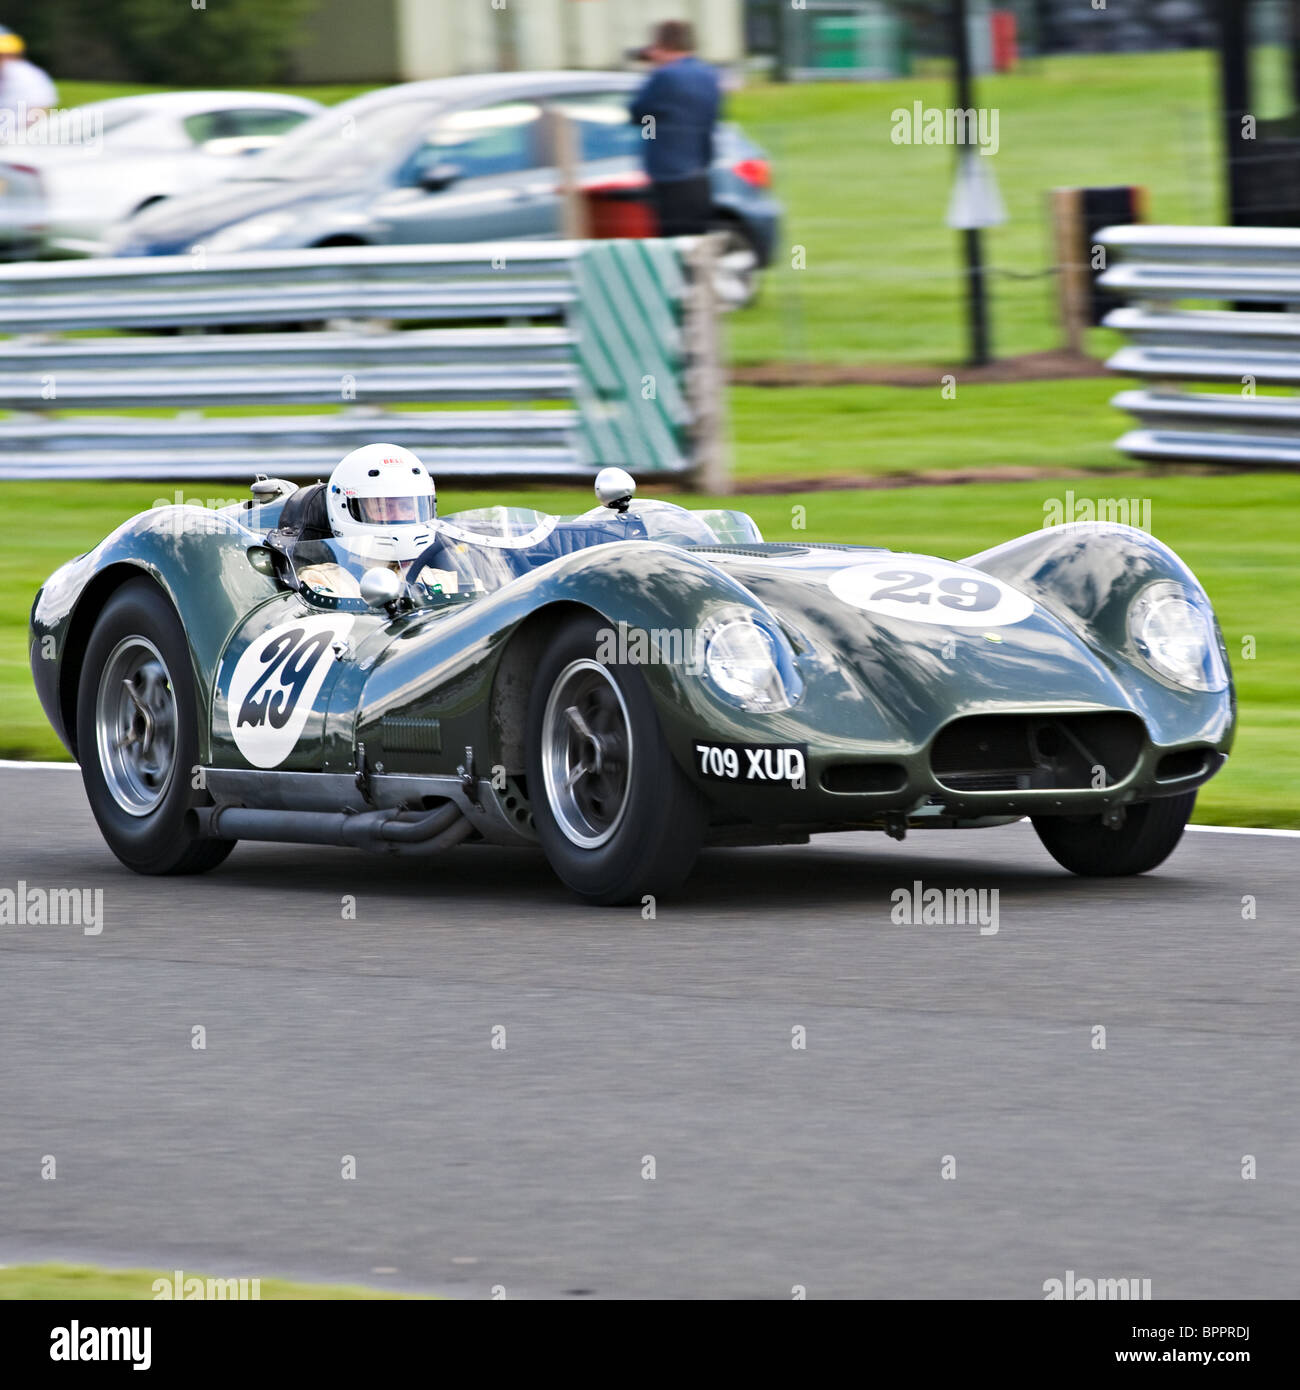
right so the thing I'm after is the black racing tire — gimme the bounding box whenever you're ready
[75,577,235,876]
[525,613,705,905]
[1031,791,1196,877]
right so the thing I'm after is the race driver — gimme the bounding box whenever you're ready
[298,443,459,599]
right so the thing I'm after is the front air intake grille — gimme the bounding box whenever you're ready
[938,770,1031,792]
[930,713,1145,793]
[1155,748,1210,782]
[821,762,907,794]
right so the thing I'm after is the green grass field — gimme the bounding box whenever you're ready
[0,1262,423,1299]
[3,474,1294,827]
[730,378,1128,479]
[728,49,1220,364]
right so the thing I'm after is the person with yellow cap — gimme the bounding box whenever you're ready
[0,26,56,124]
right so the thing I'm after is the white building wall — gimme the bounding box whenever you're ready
[518,0,567,71]
[394,0,453,80]
[395,0,742,79]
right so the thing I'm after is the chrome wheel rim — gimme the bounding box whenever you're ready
[713,232,759,310]
[541,659,633,849]
[95,636,178,816]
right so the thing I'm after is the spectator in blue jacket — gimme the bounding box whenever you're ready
[629,21,720,238]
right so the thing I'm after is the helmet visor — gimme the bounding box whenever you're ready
[347,494,434,525]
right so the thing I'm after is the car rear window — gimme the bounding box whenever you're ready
[183,108,310,149]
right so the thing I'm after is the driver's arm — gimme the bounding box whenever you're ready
[298,561,362,600]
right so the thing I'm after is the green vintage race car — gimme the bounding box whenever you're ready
[29,468,1234,904]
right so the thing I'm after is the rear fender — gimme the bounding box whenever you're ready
[30,507,279,762]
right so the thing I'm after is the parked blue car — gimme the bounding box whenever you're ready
[109,71,782,307]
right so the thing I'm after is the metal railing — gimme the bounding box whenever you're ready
[1099,224,1300,469]
[0,239,727,485]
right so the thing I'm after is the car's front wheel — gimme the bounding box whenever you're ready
[75,578,235,876]
[525,614,705,905]
[1031,791,1196,876]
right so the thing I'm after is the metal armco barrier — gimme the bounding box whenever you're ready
[1100,224,1300,469]
[0,239,727,485]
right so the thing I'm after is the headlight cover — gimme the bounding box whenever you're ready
[1128,580,1228,692]
[702,613,802,711]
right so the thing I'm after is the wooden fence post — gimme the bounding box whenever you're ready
[683,233,732,494]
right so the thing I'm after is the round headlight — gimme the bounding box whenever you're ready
[1128,581,1228,692]
[704,618,795,711]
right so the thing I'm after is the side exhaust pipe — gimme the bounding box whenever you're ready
[195,800,474,854]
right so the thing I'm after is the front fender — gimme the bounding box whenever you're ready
[963,523,1236,753]
[350,541,782,779]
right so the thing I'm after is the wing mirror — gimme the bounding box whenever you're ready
[418,160,463,192]
[249,475,296,503]
[360,566,404,611]
[595,466,636,514]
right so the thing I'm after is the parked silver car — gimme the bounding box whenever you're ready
[110,72,781,306]
[0,90,321,258]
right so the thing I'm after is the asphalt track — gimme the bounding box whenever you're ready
[1,765,1296,1299]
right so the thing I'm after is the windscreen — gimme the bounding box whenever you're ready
[249,98,437,181]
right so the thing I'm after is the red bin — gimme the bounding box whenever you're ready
[991,10,1018,72]
[581,173,657,239]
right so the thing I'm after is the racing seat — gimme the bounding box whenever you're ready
[268,483,333,550]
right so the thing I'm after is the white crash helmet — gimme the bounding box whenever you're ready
[326,443,436,563]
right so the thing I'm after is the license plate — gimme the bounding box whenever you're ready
[694,741,807,785]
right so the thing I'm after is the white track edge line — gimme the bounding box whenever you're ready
[1185,824,1300,839]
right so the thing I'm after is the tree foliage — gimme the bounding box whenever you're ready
[0,0,319,85]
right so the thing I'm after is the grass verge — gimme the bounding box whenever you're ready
[730,378,1131,480]
[0,1261,424,1299]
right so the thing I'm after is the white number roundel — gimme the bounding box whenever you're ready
[226,614,353,768]
[827,558,1035,628]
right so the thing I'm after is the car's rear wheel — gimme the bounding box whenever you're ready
[526,614,704,905]
[1031,791,1196,876]
[710,222,762,310]
[75,578,234,876]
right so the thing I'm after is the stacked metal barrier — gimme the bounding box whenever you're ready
[0,239,726,484]
[1100,224,1300,469]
